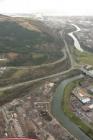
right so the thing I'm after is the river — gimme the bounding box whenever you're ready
[68,24,84,52]
[51,75,91,140]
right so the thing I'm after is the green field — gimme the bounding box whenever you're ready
[72,47,93,66]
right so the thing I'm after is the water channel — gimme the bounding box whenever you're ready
[68,24,84,52]
[51,75,91,140]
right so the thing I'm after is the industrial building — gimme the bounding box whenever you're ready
[72,86,93,113]
[72,87,91,104]
[81,65,93,78]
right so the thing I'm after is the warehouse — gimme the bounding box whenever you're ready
[72,87,91,104]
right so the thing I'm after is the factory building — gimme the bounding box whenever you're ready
[72,87,91,104]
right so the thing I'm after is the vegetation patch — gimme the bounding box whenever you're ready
[72,47,93,66]
[0,21,64,66]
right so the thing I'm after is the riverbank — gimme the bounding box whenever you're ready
[51,75,91,140]
[63,79,93,140]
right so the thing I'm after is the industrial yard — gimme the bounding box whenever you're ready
[67,74,93,127]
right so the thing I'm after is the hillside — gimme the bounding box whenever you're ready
[0,15,64,66]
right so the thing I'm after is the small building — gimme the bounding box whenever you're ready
[72,87,91,104]
[49,82,54,87]
[80,98,90,104]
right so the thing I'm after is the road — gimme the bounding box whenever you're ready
[0,66,76,92]
[6,49,67,70]
[80,67,93,78]
[59,31,76,68]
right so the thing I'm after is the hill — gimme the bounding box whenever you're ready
[0,15,64,66]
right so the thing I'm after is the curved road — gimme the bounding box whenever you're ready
[7,49,67,70]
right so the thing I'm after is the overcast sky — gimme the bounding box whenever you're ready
[0,0,93,16]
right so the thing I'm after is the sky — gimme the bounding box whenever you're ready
[0,0,93,16]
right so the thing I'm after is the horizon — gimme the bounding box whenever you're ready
[0,0,93,16]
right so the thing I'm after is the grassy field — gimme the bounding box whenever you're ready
[0,57,70,87]
[0,80,43,106]
[63,79,93,140]
[72,47,93,66]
